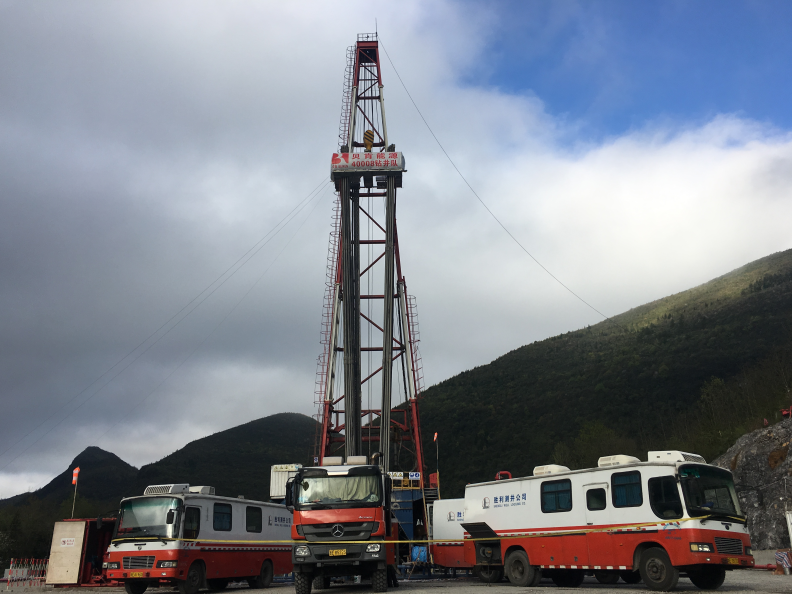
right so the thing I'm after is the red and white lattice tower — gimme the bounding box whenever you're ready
[313,34,426,483]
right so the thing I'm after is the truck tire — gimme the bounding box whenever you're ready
[530,568,542,587]
[295,572,313,594]
[178,563,204,594]
[505,550,538,587]
[639,548,679,591]
[594,571,620,584]
[312,576,331,590]
[687,566,726,590]
[125,583,148,594]
[550,570,584,587]
[620,570,642,584]
[207,579,229,591]
[247,560,273,589]
[372,567,388,592]
[477,565,503,583]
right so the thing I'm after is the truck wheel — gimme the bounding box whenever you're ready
[248,560,273,589]
[477,566,503,583]
[530,568,542,587]
[551,570,584,587]
[312,576,331,590]
[207,579,229,591]
[594,571,620,584]
[372,567,388,592]
[505,550,537,587]
[125,583,148,594]
[178,563,204,594]
[620,570,642,584]
[639,548,679,591]
[295,572,313,594]
[687,566,726,590]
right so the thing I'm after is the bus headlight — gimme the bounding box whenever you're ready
[690,543,713,553]
[366,544,381,553]
[157,561,178,568]
[745,546,752,556]
[295,546,310,557]
[103,562,119,570]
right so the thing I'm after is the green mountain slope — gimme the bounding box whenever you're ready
[418,249,792,497]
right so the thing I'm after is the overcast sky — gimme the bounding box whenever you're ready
[2,1,792,498]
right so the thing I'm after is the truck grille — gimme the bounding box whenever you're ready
[714,537,743,555]
[123,556,155,569]
[302,522,375,542]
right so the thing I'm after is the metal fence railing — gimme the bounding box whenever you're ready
[5,558,48,589]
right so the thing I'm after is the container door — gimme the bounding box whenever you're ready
[46,521,87,584]
[583,483,616,569]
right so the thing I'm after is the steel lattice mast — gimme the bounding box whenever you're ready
[313,34,427,486]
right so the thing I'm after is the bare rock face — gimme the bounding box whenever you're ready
[711,418,792,550]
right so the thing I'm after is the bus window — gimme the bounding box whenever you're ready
[612,471,642,508]
[246,506,263,533]
[541,479,572,513]
[648,476,683,519]
[183,507,201,540]
[213,503,232,531]
[586,488,607,511]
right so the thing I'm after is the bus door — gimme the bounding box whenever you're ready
[583,483,616,568]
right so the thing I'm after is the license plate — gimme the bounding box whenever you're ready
[726,558,739,565]
[129,572,145,578]
[329,549,346,557]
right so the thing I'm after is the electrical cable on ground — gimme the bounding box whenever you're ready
[378,38,615,325]
[0,178,331,472]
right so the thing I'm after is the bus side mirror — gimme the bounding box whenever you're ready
[166,510,175,525]
[285,478,294,510]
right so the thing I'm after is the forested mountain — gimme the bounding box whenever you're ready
[418,249,792,497]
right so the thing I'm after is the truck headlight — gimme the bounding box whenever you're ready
[690,543,713,553]
[156,561,178,568]
[366,544,381,553]
[103,562,119,570]
[745,546,752,556]
[295,546,310,557]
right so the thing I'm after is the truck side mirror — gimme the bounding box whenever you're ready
[166,510,175,525]
[285,478,294,509]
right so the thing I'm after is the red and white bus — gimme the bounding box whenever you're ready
[103,484,292,594]
[461,451,754,591]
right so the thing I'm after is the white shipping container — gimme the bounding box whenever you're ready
[432,499,467,543]
[270,463,302,500]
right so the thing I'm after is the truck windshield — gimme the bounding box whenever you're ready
[116,497,182,539]
[679,465,744,521]
[296,471,381,509]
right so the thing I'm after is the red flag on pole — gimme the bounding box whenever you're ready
[433,432,437,442]
[72,467,80,485]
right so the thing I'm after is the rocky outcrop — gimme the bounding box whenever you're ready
[712,418,792,549]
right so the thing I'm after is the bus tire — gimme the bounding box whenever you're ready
[551,570,584,588]
[295,572,312,594]
[620,570,642,584]
[178,563,204,594]
[639,548,679,591]
[248,560,273,589]
[372,567,388,592]
[505,550,538,587]
[125,582,148,594]
[594,571,620,584]
[477,566,503,583]
[312,576,331,590]
[207,579,229,591]
[687,566,726,590]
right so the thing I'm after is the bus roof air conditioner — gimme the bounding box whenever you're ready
[598,455,641,467]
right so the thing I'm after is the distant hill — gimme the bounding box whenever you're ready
[418,249,792,497]
[0,412,317,566]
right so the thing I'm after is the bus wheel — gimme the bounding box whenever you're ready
[248,560,273,589]
[687,566,726,590]
[207,579,229,591]
[124,582,148,594]
[505,550,538,587]
[295,572,312,594]
[178,563,204,594]
[551,570,584,587]
[639,548,679,591]
[477,566,503,583]
[620,570,642,584]
[594,571,620,584]
[312,576,331,590]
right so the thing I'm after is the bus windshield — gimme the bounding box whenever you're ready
[116,497,182,539]
[679,465,744,521]
[296,470,381,509]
